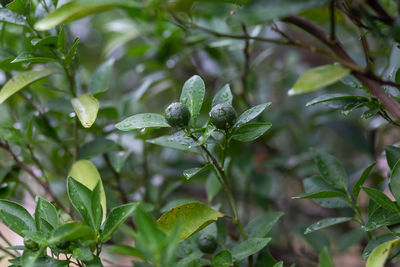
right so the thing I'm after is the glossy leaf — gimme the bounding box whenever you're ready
[365,206,400,231]
[31,36,58,48]
[0,200,35,236]
[353,162,376,200]
[34,197,58,233]
[390,159,400,205]
[362,234,397,259]
[231,237,271,261]
[234,102,271,127]
[11,52,56,64]
[71,93,99,128]
[232,122,272,142]
[306,94,369,107]
[48,222,95,243]
[67,176,96,229]
[213,250,233,267]
[89,58,114,96]
[157,202,223,240]
[366,239,400,267]
[183,164,212,180]
[362,187,400,213]
[0,69,55,104]
[314,151,348,191]
[101,202,139,243]
[115,113,170,131]
[0,8,26,26]
[288,64,350,95]
[68,160,106,221]
[245,212,284,238]
[386,146,400,170]
[180,75,205,125]
[91,182,103,231]
[304,217,352,234]
[65,37,79,68]
[212,84,232,107]
[146,130,199,154]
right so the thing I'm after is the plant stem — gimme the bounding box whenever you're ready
[185,130,248,240]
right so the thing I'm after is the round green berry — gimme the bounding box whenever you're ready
[56,240,70,250]
[198,234,218,254]
[164,102,191,127]
[209,103,237,130]
[24,237,39,250]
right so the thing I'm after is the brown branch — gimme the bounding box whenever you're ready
[0,141,69,214]
[365,0,394,26]
[282,15,400,121]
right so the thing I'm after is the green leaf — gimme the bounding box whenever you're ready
[58,25,66,54]
[183,164,212,180]
[78,137,118,159]
[213,250,233,267]
[231,237,271,261]
[67,176,96,229]
[146,131,199,154]
[134,207,166,246]
[157,202,223,240]
[180,75,205,126]
[199,123,216,145]
[306,94,369,108]
[65,37,79,69]
[386,146,400,170]
[353,162,376,200]
[34,1,118,31]
[365,206,400,231]
[22,230,48,245]
[390,159,400,205]
[293,190,346,199]
[314,151,348,191]
[31,36,58,48]
[206,173,222,203]
[363,234,397,259]
[101,202,139,243]
[212,84,232,107]
[68,160,106,222]
[48,222,95,243]
[232,123,272,142]
[0,8,26,26]
[72,247,94,262]
[108,151,130,173]
[0,200,35,236]
[6,0,28,15]
[71,93,99,128]
[115,113,170,131]
[362,187,400,213]
[89,58,114,96]
[319,247,334,267]
[108,245,145,259]
[245,212,284,238]
[91,182,103,231]
[234,102,271,127]
[0,126,26,144]
[0,69,55,104]
[11,52,56,64]
[288,64,350,95]
[34,197,58,233]
[366,239,400,267]
[273,262,283,267]
[303,176,350,208]
[304,217,352,234]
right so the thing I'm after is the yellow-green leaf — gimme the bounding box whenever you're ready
[157,202,223,240]
[71,94,99,128]
[288,64,350,95]
[0,69,55,104]
[68,160,106,222]
[366,239,400,267]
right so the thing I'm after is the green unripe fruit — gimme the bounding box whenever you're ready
[198,234,218,254]
[56,240,70,250]
[209,103,237,130]
[24,237,39,250]
[164,102,191,127]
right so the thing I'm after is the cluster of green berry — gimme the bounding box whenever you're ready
[164,102,236,130]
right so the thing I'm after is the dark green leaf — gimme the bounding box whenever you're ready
[78,137,118,159]
[0,200,35,236]
[72,247,94,261]
[65,37,79,69]
[213,250,233,267]
[180,75,205,125]
[314,151,348,191]
[108,245,145,259]
[234,103,271,127]
[115,113,170,131]
[146,131,199,153]
[91,182,103,231]
[231,238,271,261]
[319,247,334,267]
[293,190,346,199]
[353,162,376,200]
[304,217,352,234]
[390,159,400,204]
[362,187,400,213]
[232,123,272,142]
[365,206,400,231]
[386,146,400,170]
[212,84,232,107]
[89,58,114,96]
[48,222,95,243]
[363,234,397,259]
[11,53,56,64]
[34,197,58,233]
[183,164,212,180]
[101,202,139,243]
[245,212,284,238]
